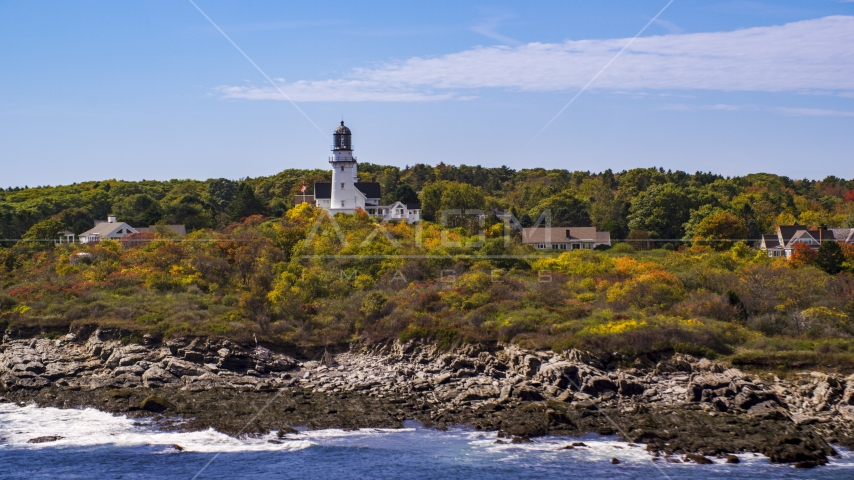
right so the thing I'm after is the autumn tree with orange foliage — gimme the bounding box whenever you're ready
[789,242,818,267]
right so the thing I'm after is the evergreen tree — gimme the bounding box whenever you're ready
[206,178,237,213]
[228,183,265,222]
[725,290,749,322]
[816,240,845,274]
[602,219,626,239]
[392,184,419,204]
[140,203,163,226]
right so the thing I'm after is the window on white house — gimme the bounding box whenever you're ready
[341,183,344,189]
[340,166,344,171]
[341,201,345,207]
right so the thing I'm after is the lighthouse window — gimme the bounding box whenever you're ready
[341,201,345,207]
[341,182,344,189]
[340,166,344,171]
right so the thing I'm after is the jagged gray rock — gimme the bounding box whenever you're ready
[3,327,854,467]
[142,366,176,388]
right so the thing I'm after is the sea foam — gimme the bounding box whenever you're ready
[3,402,854,474]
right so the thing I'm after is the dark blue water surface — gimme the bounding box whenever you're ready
[1,404,852,479]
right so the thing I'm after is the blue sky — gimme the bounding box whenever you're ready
[1,0,853,188]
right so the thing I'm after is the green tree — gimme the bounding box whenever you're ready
[579,176,621,229]
[439,182,486,229]
[419,182,444,221]
[440,182,485,212]
[139,203,163,226]
[530,192,591,227]
[57,207,95,235]
[627,183,693,240]
[601,219,627,240]
[22,218,65,249]
[206,178,237,213]
[690,209,749,250]
[418,181,485,222]
[617,167,666,198]
[392,184,419,205]
[399,164,435,191]
[816,240,845,274]
[377,167,401,204]
[113,194,159,226]
[162,194,211,230]
[228,183,266,222]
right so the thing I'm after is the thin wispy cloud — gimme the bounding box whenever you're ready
[652,18,683,33]
[340,25,453,38]
[662,103,854,117]
[218,16,854,102]
[703,1,815,16]
[773,107,854,117]
[660,103,750,112]
[215,80,460,102]
[471,15,521,46]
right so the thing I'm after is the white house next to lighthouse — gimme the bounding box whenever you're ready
[298,122,421,223]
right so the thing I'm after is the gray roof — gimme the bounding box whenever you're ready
[79,221,137,238]
[829,228,854,243]
[135,225,187,236]
[522,227,610,244]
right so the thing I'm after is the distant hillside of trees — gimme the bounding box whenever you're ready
[2,166,854,369]
[3,165,853,242]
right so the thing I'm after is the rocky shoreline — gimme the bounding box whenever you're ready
[2,327,854,468]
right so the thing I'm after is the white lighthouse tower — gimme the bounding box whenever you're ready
[329,121,357,214]
[299,121,419,222]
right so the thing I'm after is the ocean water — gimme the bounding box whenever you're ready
[1,403,852,479]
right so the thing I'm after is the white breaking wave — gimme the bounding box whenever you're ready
[0,403,310,453]
[2,402,854,470]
